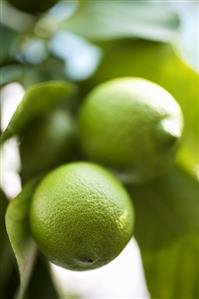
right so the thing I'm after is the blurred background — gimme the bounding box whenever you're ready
[0,1,198,298]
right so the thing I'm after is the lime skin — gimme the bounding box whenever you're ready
[30,162,134,271]
[79,78,184,183]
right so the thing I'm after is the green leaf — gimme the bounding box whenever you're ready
[0,80,77,144]
[27,255,58,299]
[20,110,77,183]
[0,24,17,66]
[0,189,12,298]
[0,190,19,299]
[127,166,199,298]
[0,189,8,269]
[0,64,25,87]
[82,40,199,176]
[142,235,199,299]
[5,181,39,299]
[19,58,67,89]
[129,166,199,249]
[62,0,179,42]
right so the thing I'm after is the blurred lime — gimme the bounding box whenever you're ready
[30,162,134,271]
[7,0,58,14]
[79,78,183,182]
[20,110,76,181]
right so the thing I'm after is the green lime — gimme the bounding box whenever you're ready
[79,78,183,182]
[20,110,76,182]
[7,0,58,14]
[30,162,134,271]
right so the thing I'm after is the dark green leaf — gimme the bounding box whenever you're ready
[0,189,8,269]
[82,40,199,176]
[20,58,68,89]
[3,266,19,299]
[20,110,77,182]
[27,255,58,299]
[0,24,17,66]
[5,180,39,299]
[62,0,179,42]
[0,189,13,298]
[128,166,199,298]
[0,64,25,87]
[0,80,77,144]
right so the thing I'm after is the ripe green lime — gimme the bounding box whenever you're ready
[79,78,183,182]
[30,162,134,271]
[20,110,76,181]
[7,0,58,14]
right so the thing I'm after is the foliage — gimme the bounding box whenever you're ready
[0,81,77,143]
[128,166,199,298]
[62,0,179,42]
[5,181,38,299]
[1,0,198,298]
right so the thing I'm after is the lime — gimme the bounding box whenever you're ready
[20,110,76,182]
[79,78,183,182]
[30,162,134,271]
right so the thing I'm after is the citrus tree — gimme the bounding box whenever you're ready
[0,1,198,299]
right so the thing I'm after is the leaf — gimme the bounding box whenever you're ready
[142,234,199,299]
[0,64,25,87]
[20,58,67,89]
[82,40,199,176]
[20,110,77,183]
[0,190,19,299]
[0,189,8,269]
[62,0,180,42]
[3,266,19,299]
[0,24,17,66]
[129,166,199,250]
[5,180,39,299]
[0,80,77,144]
[127,166,199,298]
[0,189,12,298]
[27,255,58,299]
